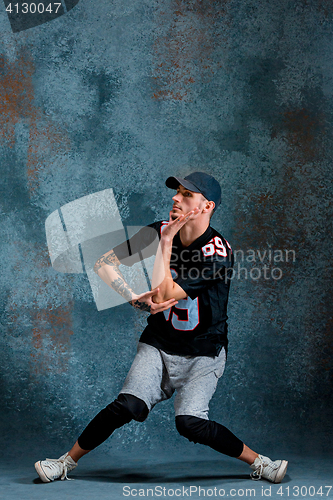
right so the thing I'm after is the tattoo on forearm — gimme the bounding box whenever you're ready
[94,250,120,274]
[103,251,119,266]
[132,300,151,313]
[93,257,103,274]
[110,277,133,302]
[94,249,136,303]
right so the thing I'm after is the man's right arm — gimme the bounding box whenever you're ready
[94,249,178,314]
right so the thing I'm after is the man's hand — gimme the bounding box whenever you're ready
[160,208,201,243]
[130,288,178,315]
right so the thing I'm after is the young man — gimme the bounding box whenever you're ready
[35,172,288,483]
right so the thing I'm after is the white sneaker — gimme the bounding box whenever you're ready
[34,452,77,482]
[250,454,288,483]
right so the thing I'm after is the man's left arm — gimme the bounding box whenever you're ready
[151,209,200,303]
[151,235,187,303]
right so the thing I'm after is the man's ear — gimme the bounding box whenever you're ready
[202,200,215,214]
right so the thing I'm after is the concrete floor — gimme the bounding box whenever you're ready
[1,449,332,500]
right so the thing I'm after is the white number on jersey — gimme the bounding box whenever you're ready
[202,236,228,257]
[163,296,199,331]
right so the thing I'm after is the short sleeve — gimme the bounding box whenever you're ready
[113,222,160,267]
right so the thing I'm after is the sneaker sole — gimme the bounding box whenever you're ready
[34,461,52,483]
[274,460,288,483]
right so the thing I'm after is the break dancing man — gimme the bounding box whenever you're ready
[35,172,288,483]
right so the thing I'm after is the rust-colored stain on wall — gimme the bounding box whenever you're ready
[234,105,326,249]
[0,51,35,147]
[152,0,230,101]
[232,103,330,384]
[300,0,333,17]
[1,48,74,376]
[30,302,74,376]
[27,121,70,194]
[283,108,325,163]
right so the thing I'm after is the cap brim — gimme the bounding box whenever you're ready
[165,176,201,193]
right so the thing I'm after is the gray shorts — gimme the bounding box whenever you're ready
[119,342,226,420]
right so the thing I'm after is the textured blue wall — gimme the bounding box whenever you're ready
[0,0,332,458]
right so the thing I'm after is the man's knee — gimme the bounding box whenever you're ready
[175,415,206,441]
[175,415,244,458]
[106,393,149,423]
[77,394,149,450]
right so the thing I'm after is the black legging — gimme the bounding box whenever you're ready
[78,393,244,458]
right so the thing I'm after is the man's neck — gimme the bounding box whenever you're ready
[179,220,210,247]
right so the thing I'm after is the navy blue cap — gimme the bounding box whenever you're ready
[166,172,221,211]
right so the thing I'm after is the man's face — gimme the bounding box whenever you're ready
[170,184,206,220]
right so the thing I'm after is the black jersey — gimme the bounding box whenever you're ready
[113,221,234,357]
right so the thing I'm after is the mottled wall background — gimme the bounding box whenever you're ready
[0,0,332,460]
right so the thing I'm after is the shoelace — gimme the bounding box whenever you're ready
[45,457,74,481]
[251,462,264,480]
[251,459,278,481]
